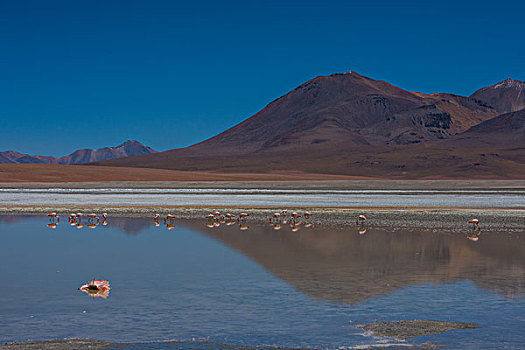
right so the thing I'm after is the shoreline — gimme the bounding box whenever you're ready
[2,206,524,231]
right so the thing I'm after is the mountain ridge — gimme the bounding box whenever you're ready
[0,140,157,165]
[470,78,525,113]
[89,73,525,178]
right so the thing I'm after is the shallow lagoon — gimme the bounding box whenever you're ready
[1,215,524,349]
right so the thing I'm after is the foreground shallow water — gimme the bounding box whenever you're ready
[0,215,524,349]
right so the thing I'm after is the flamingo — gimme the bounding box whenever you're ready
[102,213,108,220]
[468,218,481,234]
[78,279,111,299]
[356,215,367,225]
[165,214,176,226]
[238,213,249,223]
[87,214,99,225]
[48,212,60,224]
[304,211,313,226]
[290,212,301,225]
[68,214,77,225]
[273,224,282,230]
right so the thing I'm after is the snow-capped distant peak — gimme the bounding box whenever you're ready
[493,78,525,89]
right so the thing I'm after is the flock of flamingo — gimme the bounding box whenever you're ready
[46,211,483,240]
[46,212,108,229]
[45,211,483,299]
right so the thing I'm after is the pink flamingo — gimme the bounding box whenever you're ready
[78,279,111,299]
[238,213,249,223]
[47,212,60,224]
[87,213,99,225]
[356,215,367,225]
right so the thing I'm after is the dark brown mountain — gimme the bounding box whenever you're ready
[93,73,525,178]
[470,78,525,113]
[0,140,156,165]
[166,72,498,153]
[453,108,525,146]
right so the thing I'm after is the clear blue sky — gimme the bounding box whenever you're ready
[0,0,523,156]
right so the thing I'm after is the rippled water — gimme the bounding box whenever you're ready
[0,215,524,349]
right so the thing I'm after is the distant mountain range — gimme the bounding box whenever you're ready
[92,73,525,178]
[0,140,156,165]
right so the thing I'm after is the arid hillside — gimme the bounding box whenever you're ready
[91,73,524,178]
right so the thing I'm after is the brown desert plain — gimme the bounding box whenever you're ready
[0,163,373,183]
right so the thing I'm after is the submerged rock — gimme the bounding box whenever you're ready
[1,338,111,350]
[361,320,478,338]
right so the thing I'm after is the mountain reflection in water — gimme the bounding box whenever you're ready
[190,222,525,303]
[3,214,525,304]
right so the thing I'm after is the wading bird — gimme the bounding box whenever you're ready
[87,214,99,224]
[238,213,249,223]
[270,212,281,223]
[78,279,111,299]
[68,214,77,225]
[356,215,367,225]
[290,212,301,225]
[47,212,59,224]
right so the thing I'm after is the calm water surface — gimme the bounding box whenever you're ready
[0,215,524,349]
